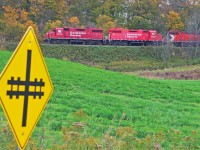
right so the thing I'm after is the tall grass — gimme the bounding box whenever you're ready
[0,50,199,149]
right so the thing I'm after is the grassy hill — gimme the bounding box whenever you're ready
[0,50,199,149]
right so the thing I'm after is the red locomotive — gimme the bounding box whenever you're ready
[44,27,103,45]
[168,31,200,46]
[108,28,162,46]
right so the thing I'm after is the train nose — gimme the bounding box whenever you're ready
[167,34,174,42]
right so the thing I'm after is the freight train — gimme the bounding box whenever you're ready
[44,27,200,47]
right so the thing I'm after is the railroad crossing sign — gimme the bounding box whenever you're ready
[0,26,53,149]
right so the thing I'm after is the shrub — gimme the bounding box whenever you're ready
[5,42,200,72]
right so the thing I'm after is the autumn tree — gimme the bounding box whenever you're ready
[68,17,80,27]
[96,15,116,35]
[1,6,38,41]
[128,16,151,29]
[1,0,199,40]
[2,6,23,40]
[166,11,184,30]
[43,20,62,35]
[102,0,126,27]
[67,0,102,27]
[29,0,68,31]
[126,0,165,31]
[159,0,195,28]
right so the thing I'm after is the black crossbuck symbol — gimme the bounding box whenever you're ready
[6,50,45,127]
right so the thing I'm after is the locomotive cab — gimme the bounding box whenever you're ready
[147,30,162,46]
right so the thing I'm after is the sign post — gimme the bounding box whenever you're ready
[0,26,53,149]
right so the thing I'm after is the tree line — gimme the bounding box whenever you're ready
[0,0,199,42]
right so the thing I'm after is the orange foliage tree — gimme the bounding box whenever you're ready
[166,11,184,31]
[1,6,38,41]
[68,17,80,27]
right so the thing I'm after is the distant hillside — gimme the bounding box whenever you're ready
[0,50,199,149]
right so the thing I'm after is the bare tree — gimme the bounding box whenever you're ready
[186,7,200,46]
[186,6,200,59]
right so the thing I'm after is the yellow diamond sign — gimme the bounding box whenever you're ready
[0,26,53,149]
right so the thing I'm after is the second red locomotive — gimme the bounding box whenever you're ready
[108,28,162,46]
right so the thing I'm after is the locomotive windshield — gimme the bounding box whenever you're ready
[76,29,85,31]
[64,28,69,31]
[112,30,122,33]
[129,30,137,32]
[92,30,102,32]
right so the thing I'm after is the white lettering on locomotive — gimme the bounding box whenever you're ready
[127,33,142,38]
[70,31,86,37]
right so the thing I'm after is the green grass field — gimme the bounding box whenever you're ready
[0,50,199,149]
